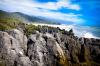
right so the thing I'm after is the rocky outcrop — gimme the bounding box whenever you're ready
[0,29,100,66]
[0,29,32,66]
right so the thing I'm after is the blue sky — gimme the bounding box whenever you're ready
[0,0,100,26]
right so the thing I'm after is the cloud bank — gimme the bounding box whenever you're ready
[0,0,84,23]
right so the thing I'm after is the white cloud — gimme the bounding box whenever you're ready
[83,32,98,38]
[0,0,83,23]
[31,9,83,23]
[56,1,80,10]
[0,0,80,10]
[40,0,80,10]
[68,25,100,39]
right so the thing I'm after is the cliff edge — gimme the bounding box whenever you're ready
[0,27,100,66]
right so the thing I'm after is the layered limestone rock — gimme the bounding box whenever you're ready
[0,29,32,66]
[0,29,100,66]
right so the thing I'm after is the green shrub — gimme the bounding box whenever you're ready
[25,24,39,36]
[0,17,25,31]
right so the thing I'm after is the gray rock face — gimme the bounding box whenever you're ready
[0,29,31,66]
[15,57,32,66]
[27,33,47,66]
[27,32,68,66]
[0,29,100,66]
[7,29,28,53]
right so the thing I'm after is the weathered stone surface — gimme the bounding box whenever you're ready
[0,29,31,66]
[0,29,100,66]
[7,29,28,53]
[15,57,32,66]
